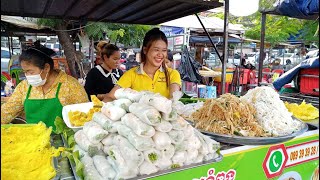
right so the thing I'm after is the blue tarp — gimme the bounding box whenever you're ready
[273,57,319,90]
[274,0,319,19]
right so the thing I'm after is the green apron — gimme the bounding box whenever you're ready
[24,83,63,130]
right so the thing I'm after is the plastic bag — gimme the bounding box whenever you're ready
[178,46,203,83]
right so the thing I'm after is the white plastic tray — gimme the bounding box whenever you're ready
[62,102,95,130]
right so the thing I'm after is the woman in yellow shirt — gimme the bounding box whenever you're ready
[1,45,88,130]
[103,28,181,101]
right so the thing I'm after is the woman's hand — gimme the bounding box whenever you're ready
[102,86,120,102]
[97,94,105,101]
[169,83,181,99]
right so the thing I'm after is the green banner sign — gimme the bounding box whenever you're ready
[151,131,319,180]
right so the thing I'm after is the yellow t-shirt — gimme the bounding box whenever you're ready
[117,64,181,98]
[1,70,89,124]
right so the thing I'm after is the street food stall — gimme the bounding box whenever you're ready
[1,0,318,180]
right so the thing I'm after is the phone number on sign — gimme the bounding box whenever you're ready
[286,140,319,167]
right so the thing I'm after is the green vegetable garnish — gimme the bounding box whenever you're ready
[171,164,181,168]
[148,153,158,163]
[109,151,116,160]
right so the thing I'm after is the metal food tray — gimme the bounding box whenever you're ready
[190,117,309,146]
[61,135,223,180]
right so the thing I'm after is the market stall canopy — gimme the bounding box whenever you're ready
[1,15,48,30]
[1,15,56,36]
[1,0,223,25]
[160,15,245,34]
[261,0,319,20]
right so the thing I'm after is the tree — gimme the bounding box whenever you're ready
[37,19,80,78]
[85,22,153,47]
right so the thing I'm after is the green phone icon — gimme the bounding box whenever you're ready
[269,151,283,172]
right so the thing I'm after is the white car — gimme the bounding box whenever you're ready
[277,53,301,65]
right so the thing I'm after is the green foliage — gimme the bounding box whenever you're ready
[245,13,304,46]
[85,22,153,47]
[37,18,63,28]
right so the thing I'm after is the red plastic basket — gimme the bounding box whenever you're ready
[299,68,319,96]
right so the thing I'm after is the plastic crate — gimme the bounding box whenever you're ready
[299,68,319,96]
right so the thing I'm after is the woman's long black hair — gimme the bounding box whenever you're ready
[140,28,170,87]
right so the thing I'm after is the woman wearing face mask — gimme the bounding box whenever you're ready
[84,43,123,101]
[1,45,89,129]
[103,28,181,102]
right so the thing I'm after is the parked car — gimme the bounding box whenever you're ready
[276,53,301,65]
[1,47,16,73]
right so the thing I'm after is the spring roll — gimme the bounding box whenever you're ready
[83,121,108,144]
[121,113,155,138]
[143,148,161,164]
[101,104,126,121]
[117,124,155,151]
[168,130,185,145]
[113,98,132,112]
[74,130,102,157]
[139,161,159,175]
[101,133,117,146]
[92,112,114,131]
[153,131,172,150]
[161,108,178,121]
[129,103,161,126]
[139,93,172,114]
[81,155,104,180]
[155,121,173,132]
[113,135,144,167]
[92,155,116,179]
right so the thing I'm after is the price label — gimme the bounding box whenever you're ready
[285,140,319,167]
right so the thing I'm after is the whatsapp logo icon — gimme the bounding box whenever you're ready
[269,151,283,172]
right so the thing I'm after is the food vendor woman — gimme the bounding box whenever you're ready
[103,28,181,102]
[84,43,123,101]
[1,45,88,130]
